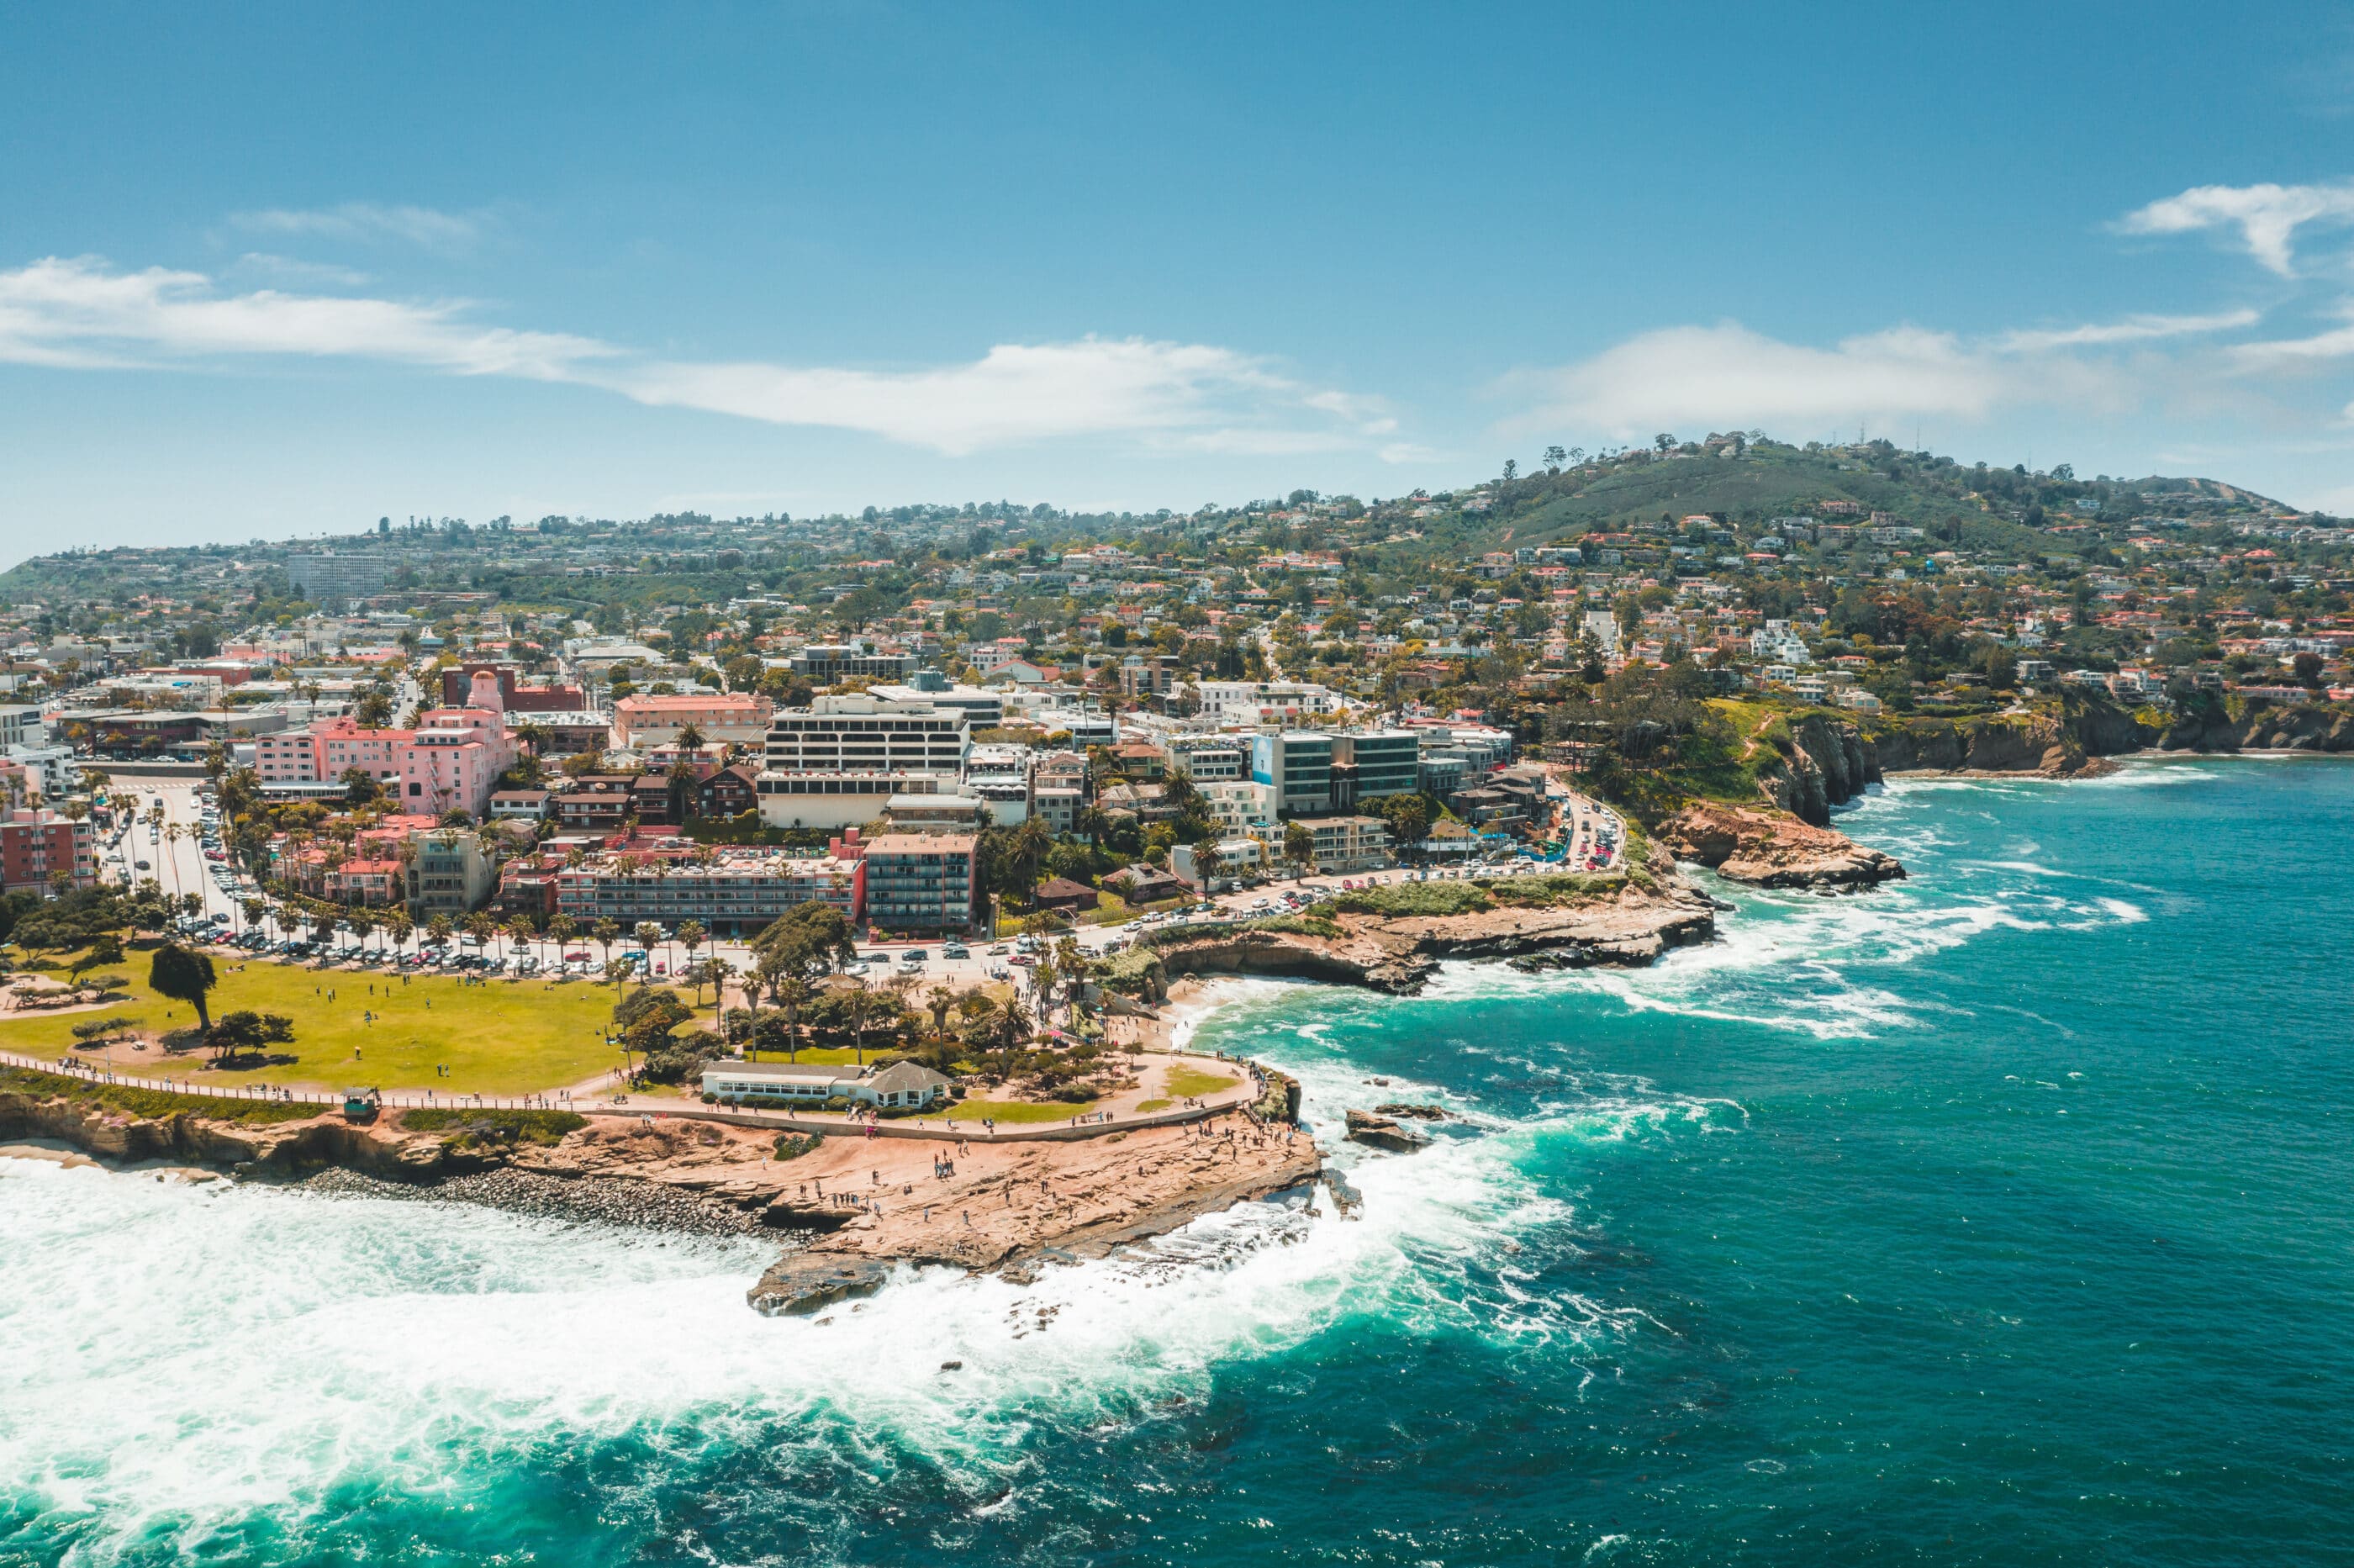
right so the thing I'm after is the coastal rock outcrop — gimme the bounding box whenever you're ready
[1343,1109,1429,1154]
[1755,715,1880,823]
[1657,802,1905,890]
[1150,874,1717,996]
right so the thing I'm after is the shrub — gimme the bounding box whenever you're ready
[773,1132,823,1160]
[0,1064,317,1126]
[1327,881,1496,917]
[398,1106,585,1145]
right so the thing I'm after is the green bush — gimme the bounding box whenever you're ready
[398,1106,585,1144]
[0,1064,319,1126]
[773,1132,823,1160]
[1327,881,1496,917]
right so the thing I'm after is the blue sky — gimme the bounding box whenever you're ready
[7,0,2354,562]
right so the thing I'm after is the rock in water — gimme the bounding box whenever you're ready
[1344,1108,1431,1154]
[1657,801,1905,890]
[747,1256,890,1316]
[1374,1102,1452,1122]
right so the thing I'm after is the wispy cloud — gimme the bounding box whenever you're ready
[229,202,485,253]
[1500,305,2279,442]
[229,252,375,288]
[1998,308,2260,351]
[0,256,1394,456]
[2118,181,2354,277]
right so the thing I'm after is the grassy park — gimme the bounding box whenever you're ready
[0,957,683,1095]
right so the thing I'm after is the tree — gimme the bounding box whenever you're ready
[925,985,958,1038]
[751,901,857,976]
[593,916,620,983]
[675,920,707,995]
[843,977,876,1065]
[632,921,664,985]
[70,933,124,985]
[773,974,810,1062]
[149,942,219,1032]
[209,1009,294,1064]
[1191,839,1225,891]
[1283,821,1315,876]
[675,722,706,749]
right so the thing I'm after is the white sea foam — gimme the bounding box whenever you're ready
[0,1010,1718,1555]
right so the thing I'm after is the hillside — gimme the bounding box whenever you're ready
[1407,439,2299,561]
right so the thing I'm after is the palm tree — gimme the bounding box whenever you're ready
[843,976,874,1065]
[504,916,535,968]
[675,920,706,997]
[240,896,267,936]
[593,917,620,985]
[426,912,455,949]
[991,995,1034,1079]
[385,910,414,958]
[632,921,663,986]
[925,985,957,1040]
[703,955,733,1032]
[465,911,498,960]
[773,974,810,1063]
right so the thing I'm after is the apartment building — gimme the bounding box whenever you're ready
[860,832,980,934]
[554,850,863,937]
[612,693,773,749]
[1166,736,1246,781]
[1195,680,1340,725]
[762,695,969,774]
[1305,816,1392,873]
[0,808,96,895]
[1249,731,1334,817]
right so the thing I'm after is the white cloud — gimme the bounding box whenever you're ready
[230,253,374,288]
[0,256,1391,457]
[2118,182,2354,277]
[1507,304,2292,442]
[230,202,484,252]
[2230,304,2354,370]
[0,256,612,379]
[1998,308,2259,351]
[1512,322,2033,440]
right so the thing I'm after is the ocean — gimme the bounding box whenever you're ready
[4,757,2351,1565]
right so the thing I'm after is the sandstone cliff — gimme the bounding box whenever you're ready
[1146,874,1718,995]
[1754,715,1881,824]
[1657,801,1905,890]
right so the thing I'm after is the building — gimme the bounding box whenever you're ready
[252,708,517,819]
[788,644,916,684]
[1106,864,1187,905]
[1195,680,1341,725]
[1250,731,1334,817]
[0,807,96,895]
[1031,784,1082,835]
[868,670,1005,727]
[1331,730,1422,804]
[440,663,585,712]
[488,789,552,821]
[0,705,46,752]
[699,1058,950,1111]
[1167,736,1246,781]
[1172,837,1263,890]
[406,828,497,915]
[528,711,616,757]
[1032,876,1100,911]
[763,695,970,776]
[861,832,980,934]
[552,784,632,832]
[1197,779,1277,835]
[286,552,396,602]
[555,849,863,937]
[1304,816,1391,872]
[884,792,990,834]
[613,693,774,750]
[757,770,955,832]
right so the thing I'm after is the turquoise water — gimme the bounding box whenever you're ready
[4,758,2351,1565]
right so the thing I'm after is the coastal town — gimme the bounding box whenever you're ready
[3,435,2352,1304]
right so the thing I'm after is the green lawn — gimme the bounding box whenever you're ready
[1164,1064,1239,1099]
[0,958,685,1096]
[944,1096,1100,1123]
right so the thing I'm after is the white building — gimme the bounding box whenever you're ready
[762,696,970,776]
[1193,680,1340,726]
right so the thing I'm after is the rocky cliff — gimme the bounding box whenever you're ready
[2155,700,2354,754]
[1657,802,1905,890]
[1754,715,1882,823]
[1148,875,1718,995]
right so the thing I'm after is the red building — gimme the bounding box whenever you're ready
[441,662,586,712]
[0,808,97,895]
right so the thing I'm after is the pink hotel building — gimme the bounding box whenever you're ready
[253,709,518,818]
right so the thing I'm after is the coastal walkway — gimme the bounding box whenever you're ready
[0,1047,1273,1146]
